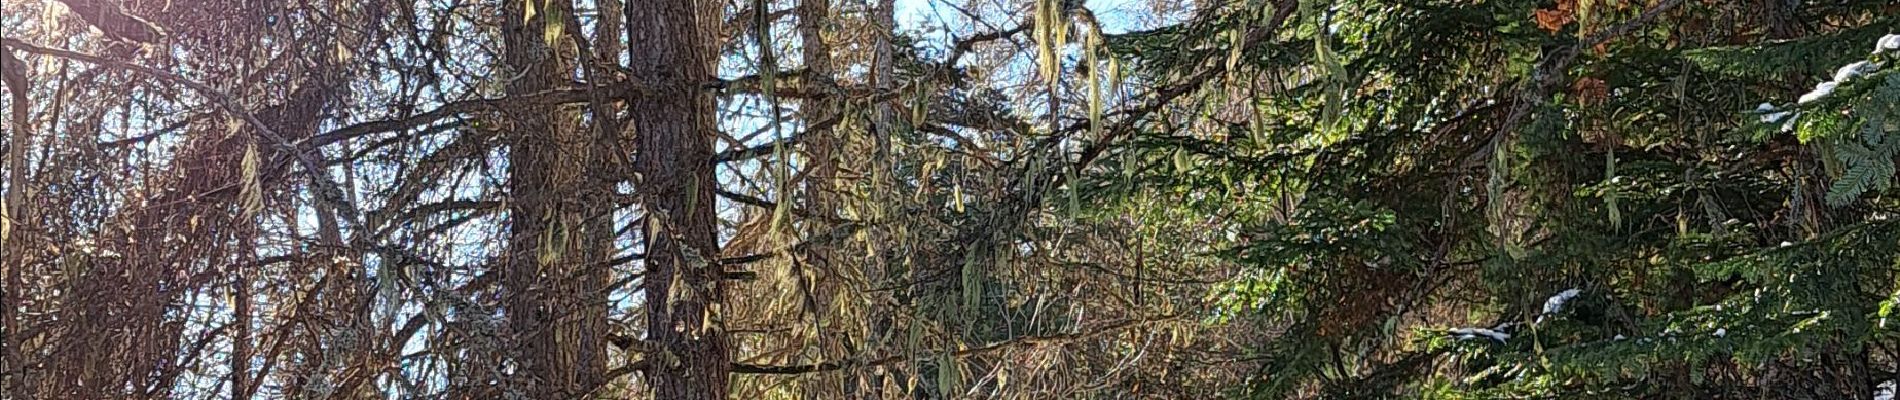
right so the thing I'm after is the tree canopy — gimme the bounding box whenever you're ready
[1,0,1897,398]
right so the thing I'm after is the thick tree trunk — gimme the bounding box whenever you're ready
[628,0,729,398]
[500,0,611,397]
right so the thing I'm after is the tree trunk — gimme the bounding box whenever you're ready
[864,1,904,396]
[628,0,729,398]
[793,0,860,397]
[500,0,611,397]
[0,43,34,400]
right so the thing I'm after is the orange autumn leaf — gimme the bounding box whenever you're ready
[1534,10,1573,32]
[1534,0,1577,33]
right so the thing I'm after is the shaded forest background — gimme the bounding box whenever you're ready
[2,0,1899,398]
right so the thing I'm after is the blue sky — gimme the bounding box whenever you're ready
[894,0,1160,35]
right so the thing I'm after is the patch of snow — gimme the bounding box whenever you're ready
[1780,241,1794,247]
[1879,34,1900,53]
[1713,328,1726,337]
[1760,110,1792,125]
[1449,327,1511,343]
[1613,334,1627,340]
[1799,81,1839,104]
[1542,288,1582,316]
[1756,102,1794,130]
[1875,379,1894,400]
[1833,61,1877,83]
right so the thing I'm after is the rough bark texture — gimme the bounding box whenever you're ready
[500,0,611,397]
[629,0,729,398]
[798,0,836,199]
[0,42,33,400]
[863,1,903,396]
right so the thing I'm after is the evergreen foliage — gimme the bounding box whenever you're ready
[1096,0,1900,398]
[4,0,1898,398]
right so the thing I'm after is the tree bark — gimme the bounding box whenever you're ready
[628,0,729,398]
[500,0,611,397]
[0,42,34,400]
